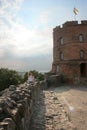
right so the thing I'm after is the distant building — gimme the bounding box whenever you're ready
[52,20,87,83]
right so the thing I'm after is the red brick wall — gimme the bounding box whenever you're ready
[52,20,87,82]
[60,63,80,77]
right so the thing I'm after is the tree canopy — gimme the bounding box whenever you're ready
[0,68,23,91]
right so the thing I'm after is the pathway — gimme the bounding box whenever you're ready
[30,89,75,130]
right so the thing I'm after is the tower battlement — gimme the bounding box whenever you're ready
[63,21,78,27]
[53,20,87,32]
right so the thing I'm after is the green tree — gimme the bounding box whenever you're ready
[23,72,28,82]
[0,68,23,91]
[30,70,44,81]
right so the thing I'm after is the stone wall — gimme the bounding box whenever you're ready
[0,82,42,130]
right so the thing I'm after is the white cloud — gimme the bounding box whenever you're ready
[40,11,49,25]
[13,27,52,57]
[0,0,24,13]
[0,48,5,57]
[0,0,53,71]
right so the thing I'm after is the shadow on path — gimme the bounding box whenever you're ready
[48,85,71,94]
[29,90,46,130]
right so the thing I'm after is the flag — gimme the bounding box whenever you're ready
[73,7,78,15]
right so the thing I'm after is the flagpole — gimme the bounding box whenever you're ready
[74,13,76,21]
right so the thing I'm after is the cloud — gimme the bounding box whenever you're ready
[0,0,24,13]
[0,48,5,57]
[40,11,49,25]
[0,56,52,72]
[0,0,53,72]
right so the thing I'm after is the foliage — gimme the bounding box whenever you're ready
[0,68,23,91]
[30,70,44,81]
[23,72,28,82]
[45,70,52,76]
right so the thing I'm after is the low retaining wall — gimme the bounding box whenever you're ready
[0,82,42,130]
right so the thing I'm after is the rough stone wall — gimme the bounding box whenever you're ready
[52,20,87,83]
[0,82,42,130]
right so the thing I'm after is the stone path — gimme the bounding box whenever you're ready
[30,90,75,130]
[52,86,87,130]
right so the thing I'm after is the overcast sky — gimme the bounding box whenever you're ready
[0,0,87,72]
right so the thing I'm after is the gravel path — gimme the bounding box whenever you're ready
[53,86,87,130]
[30,89,75,130]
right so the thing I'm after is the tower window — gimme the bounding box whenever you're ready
[60,52,64,60]
[80,50,84,59]
[60,37,64,45]
[56,65,59,73]
[79,34,84,42]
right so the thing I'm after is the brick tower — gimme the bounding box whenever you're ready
[52,20,87,83]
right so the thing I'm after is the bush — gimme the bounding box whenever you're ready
[0,68,23,91]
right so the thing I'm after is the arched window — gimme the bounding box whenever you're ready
[80,50,84,59]
[60,37,64,45]
[56,65,59,73]
[60,52,64,60]
[79,34,84,42]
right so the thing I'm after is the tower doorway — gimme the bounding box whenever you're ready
[80,63,86,77]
